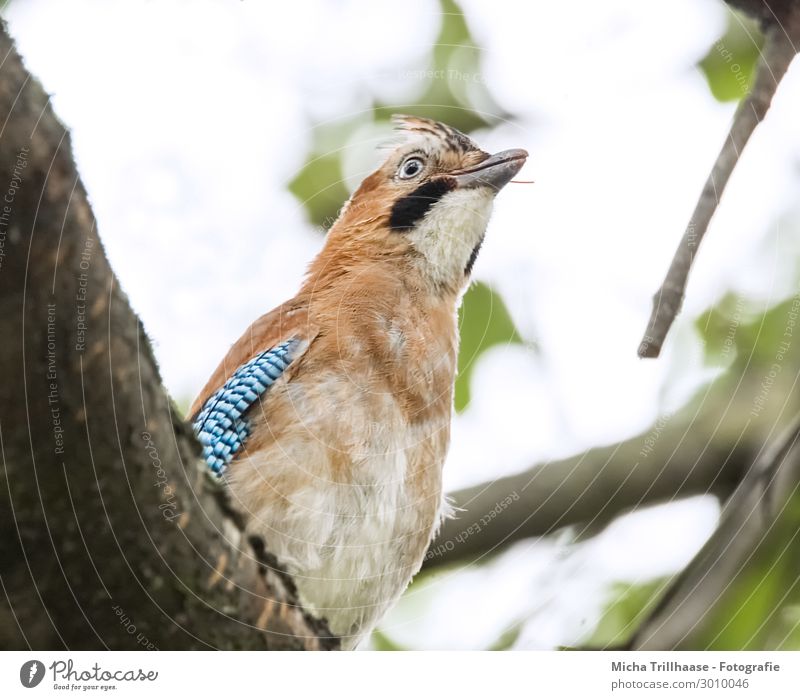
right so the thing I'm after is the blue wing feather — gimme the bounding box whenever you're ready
[193,338,299,476]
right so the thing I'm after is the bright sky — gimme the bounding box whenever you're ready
[6,0,799,648]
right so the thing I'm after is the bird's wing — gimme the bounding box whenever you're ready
[189,300,316,476]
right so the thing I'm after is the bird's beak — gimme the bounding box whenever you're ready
[451,148,528,192]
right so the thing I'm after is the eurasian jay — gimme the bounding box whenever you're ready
[190,116,527,648]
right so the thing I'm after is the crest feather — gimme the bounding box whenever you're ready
[381,114,479,154]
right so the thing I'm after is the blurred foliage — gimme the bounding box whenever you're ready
[487,622,524,650]
[456,281,523,412]
[371,616,524,651]
[696,292,750,366]
[687,291,800,650]
[690,489,800,650]
[370,627,410,651]
[289,0,508,229]
[698,12,763,102]
[696,292,800,373]
[579,289,800,651]
[587,580,667,648]
[372,0,505,134]
[288,152,351,233]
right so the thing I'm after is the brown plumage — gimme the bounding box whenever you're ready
[191,116,527,648]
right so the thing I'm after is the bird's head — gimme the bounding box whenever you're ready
[309,115,527,297]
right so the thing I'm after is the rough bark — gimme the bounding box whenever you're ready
[0,20,337,651]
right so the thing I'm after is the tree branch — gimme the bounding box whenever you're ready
[626,412,800,649]
[426,317,800,571]
[424,414,750,570]
[0,19,336,650]
[638,2,800,359]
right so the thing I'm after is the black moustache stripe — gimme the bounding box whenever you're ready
[464,234,485,276]
[389,178,455,231]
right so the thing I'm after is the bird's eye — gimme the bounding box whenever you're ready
[398,156,424,180]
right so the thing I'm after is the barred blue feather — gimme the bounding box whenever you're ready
[192,338,299,476]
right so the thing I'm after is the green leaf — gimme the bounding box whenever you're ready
[693,292,800,372]
[777,607,800,650]
[289,0,510,226]
[698,15,763,103]
[455,282,524,412]
[370,627,410,651]
[692,491,800,650]
[586,579,667,648]
[372,0,501,134]
[694,293,751,367]
[487,622,523,650]
[287,151,350,230]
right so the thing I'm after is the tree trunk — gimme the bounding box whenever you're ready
[0,20,336,651]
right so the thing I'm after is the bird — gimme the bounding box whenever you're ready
[189,115,527,649]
